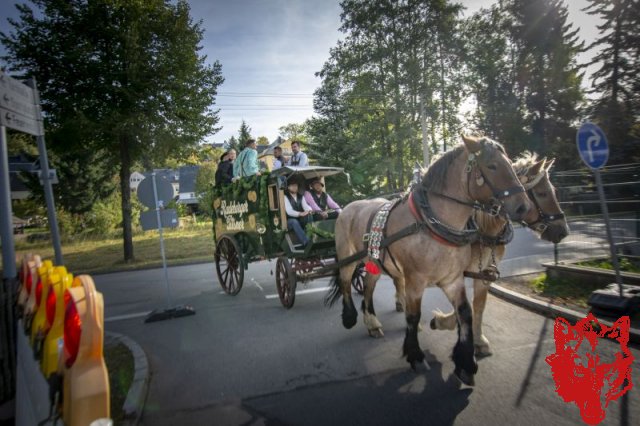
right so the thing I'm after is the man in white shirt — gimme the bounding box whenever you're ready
[286,141,309,167]
[284,179,312,247]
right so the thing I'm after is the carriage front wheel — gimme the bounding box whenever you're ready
[215,235,244,295]
[275,257,297,309]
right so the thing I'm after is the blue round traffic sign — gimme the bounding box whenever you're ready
[576,122,609,169]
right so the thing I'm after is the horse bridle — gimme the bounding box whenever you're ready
[464,142,526,216]
[520,173,565,234]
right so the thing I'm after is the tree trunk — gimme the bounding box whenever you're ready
[119,135,135,262]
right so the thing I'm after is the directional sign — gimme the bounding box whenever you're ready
[140,209,179,231]
[576,122,609,170]
[0,108,44,136]
[137,175,175,209]
[0,70,36,106]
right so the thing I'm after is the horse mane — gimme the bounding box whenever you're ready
[421,138,507,193]
[421,145,465,193]
[512,151,540,176]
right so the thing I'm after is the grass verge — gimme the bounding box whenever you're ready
[104,341,134,424]
[4,223,215,275]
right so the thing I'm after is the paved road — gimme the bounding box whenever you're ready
[95,227,640,425]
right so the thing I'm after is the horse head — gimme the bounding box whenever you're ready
[517,156,570,243]
[461,134,530,223]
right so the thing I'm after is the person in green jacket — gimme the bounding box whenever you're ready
[233,139,262,179]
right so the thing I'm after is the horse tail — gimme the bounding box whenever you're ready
[324,268,342,307]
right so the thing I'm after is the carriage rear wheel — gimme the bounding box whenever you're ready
[215,235,244,295]
[351,262,366,295]
[275,257,297,309]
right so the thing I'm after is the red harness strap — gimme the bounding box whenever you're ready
[408,192,459,248]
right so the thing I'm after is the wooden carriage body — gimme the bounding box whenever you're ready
[211,166,362,307]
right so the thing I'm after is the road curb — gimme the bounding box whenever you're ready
[489,283,640,344]
[105,331,149,425]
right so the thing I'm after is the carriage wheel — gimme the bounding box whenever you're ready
[275,257,297,309]
[215,235,244,295]
[351,262,366,295]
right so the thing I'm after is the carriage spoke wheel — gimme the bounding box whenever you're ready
[276,257,297,309]
[351,262,366,295]
[215,235,244,295]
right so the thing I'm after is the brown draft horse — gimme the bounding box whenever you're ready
[326,135,531,386]
[428,153,570,356]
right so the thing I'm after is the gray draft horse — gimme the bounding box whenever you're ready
[428,153,570,356]
[326,135,531,386]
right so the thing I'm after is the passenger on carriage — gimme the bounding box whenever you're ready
[304,177,341,220]
[284,179,312,248]
[233,139,262,179]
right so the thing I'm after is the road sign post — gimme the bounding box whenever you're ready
[576,123,622,291]
[137,172,195,323]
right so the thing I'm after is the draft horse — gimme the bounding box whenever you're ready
[429,152,570,356]
[326,135,530,386]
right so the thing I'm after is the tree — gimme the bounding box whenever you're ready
[237,120,253,149]
[225,135,240,153]
[195,161,217,218]
[278,123,307,141]
[256,136,270,145]
[583,0,640,164]
[507,0,584,166]
[1,0,224,261]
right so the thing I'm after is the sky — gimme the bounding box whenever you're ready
[0,0,602,145]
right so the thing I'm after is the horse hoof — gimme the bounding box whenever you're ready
[475,344,493,358]
[429,317,437,330]
[368,328,384,338]
[395,302,404,312]
[418,322,423,332]
[454,368,475,387]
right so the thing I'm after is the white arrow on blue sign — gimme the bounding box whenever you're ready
[576,122,609,169]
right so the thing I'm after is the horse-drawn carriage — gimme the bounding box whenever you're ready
[211,166,364,308]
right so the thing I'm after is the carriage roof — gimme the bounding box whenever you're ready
[271,166,345,180]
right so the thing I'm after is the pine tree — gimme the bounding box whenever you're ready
[237,120,253,150]
[508,0,584,166]
[584,0,640,163]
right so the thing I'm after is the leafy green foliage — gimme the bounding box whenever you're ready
[195,161,217,218]
[1,0,225,261]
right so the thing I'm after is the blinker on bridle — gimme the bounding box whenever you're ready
[519,170,565,233]
[465,143,526,217]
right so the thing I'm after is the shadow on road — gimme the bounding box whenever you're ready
[243,350,473,426]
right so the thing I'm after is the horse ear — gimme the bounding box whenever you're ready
[529,158,546,177]
[545,158,556,172]
[461,133,482,153]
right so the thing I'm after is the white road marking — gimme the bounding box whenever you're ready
[105,311,151,323]
[265,286,330,299]
[251,278,264,292]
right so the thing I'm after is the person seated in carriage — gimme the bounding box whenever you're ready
[304,177,341,220]
[284,177,313,248]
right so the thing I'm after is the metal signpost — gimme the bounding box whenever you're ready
[0,71,63,267]
[577,122,638,316]
[137,172,195,323]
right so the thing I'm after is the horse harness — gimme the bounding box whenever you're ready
[520,171,566,235]
[359,146,526,283]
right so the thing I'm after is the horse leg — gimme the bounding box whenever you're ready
[429,308,457,331]
[340,263,358,329]
[472,279,492,356]
[402,288,425,369]
[441,279,478,386]
[362,273,384,338]
[393,276,406,312]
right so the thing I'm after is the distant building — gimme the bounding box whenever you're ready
[177,165,199,206]
[129,171,145,193]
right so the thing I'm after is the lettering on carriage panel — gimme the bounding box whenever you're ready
[220,201,249,231]
[545,314,634,425]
